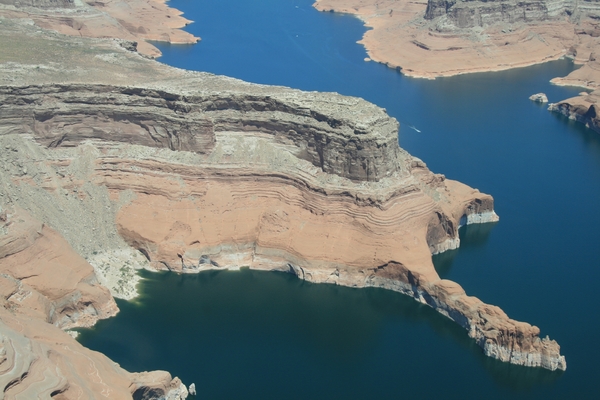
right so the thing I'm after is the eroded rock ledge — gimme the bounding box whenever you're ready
[0,15,565,399]
[0,77,566,376]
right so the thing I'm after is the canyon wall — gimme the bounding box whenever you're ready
[426,0,566,28]
[0,75,566,373]
[0,8,568,399]
[425,0,600,28]
[0,84,400,182]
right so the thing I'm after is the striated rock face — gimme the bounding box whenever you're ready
[0,12,567,397]
[425,0,600,29]
[0,85,216,154]
[0,72,568,373]
[0,83,400,182]
[549,94,600,132]
[426,0,561,28]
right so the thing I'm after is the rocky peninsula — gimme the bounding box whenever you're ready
[0,2,566,399]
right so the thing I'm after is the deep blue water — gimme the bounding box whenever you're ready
[79,1,600,398]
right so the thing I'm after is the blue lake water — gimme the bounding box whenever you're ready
[78,0,600,398]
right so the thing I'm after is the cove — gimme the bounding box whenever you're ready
[79,269,561,399]
[79,0,600,398]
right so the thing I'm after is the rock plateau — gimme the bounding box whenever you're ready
[0,2,567,399]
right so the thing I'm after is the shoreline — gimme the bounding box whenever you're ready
[128,213,564,372]
[311,1,586,80]
[0,0,200,58]
[0,2,571,397]
[374,52,569,80]
[313,0,600,133]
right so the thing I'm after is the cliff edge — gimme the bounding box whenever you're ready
[0,6,566,400]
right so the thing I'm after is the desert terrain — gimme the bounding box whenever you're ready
[314,0,600,132]
[0,1,570,398]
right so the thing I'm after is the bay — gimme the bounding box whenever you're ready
[78,0,600,398]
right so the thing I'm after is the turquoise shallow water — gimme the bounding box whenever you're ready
[78,1,600,398]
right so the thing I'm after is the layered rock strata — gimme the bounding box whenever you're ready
[0,77,566,373]
[313,0,600,79]
[0,206,188,399]
[0,10,567,398]
[424,0,600,28]
[0,84,400,182]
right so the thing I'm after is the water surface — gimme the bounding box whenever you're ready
[80,1,600,398]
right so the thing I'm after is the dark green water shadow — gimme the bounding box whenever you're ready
[434,221,498,278]
[77,268,562,398]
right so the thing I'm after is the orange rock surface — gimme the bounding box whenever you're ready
[0,4,570,397]
[0,207,188,398]
[313,0,583,77]
[0,0,199,57]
